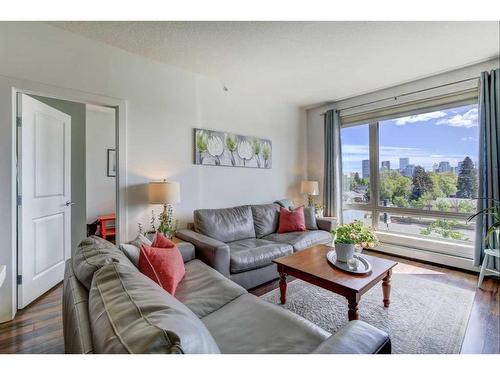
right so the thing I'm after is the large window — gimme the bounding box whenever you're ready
[340,101,479,259]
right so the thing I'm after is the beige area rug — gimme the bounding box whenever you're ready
[261,273,475,354]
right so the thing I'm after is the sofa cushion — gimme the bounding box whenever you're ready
[119,234,151,266]
[304,207,318,230]
[89,262,220,354]
[263,230,333,252]
[63,260,94,354]
[251,203,280,238]
[194,205,256,243]
[202,294,329,354]
[228,238,293,274]
[175,260,246,318]
[72,236,134,289]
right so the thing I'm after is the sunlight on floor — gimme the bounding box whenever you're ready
[392,263,446,276]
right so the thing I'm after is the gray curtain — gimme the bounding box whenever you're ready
[474,69,500,270]
[323,109,342,219]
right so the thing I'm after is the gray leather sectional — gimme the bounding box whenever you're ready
[63,235,391,354]
[176,203,336,289]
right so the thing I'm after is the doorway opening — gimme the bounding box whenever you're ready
[16,93,118,309]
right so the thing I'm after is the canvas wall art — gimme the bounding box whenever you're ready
[194,128,272,169]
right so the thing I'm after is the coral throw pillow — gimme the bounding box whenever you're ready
[138,243,185,295]
[151,231,176,248]
[277,206,306,233]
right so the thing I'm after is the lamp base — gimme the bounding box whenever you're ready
[307,196,314,207]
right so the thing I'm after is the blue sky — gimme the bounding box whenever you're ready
[341,104,479,174]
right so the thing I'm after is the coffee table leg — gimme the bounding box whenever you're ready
[347,296,360,321]
[278,268,287,305]
[382,269,392,308]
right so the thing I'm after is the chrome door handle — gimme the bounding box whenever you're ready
[65,201,76,206]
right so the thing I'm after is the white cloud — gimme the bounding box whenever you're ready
[461,136,477,141]
[395,111,447,125]
[437,108,478,128]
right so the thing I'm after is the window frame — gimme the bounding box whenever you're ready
[339,95,479,258]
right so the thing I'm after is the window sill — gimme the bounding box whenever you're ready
[373,242,478,272]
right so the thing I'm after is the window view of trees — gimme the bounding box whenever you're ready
[379,155,478,214]
[340,103,479,246]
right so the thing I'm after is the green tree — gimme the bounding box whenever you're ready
[420,219,468,241]
[456,156,478,198]
[411,166,434,200]
[436,200,451,212]
[393,195,409,208]
[411,192,433,210]
[380,170,412,204]
[429,172,458,199]
[354,172,361,184]
[458,200,475,214]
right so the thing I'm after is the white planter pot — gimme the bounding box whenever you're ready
[335,243,356,263]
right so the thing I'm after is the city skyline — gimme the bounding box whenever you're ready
[341,103,479,174]
[351,156,470,179]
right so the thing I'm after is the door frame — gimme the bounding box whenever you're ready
[11,84,127,313]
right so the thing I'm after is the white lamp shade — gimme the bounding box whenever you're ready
[149,181,181,205]
[300,180,319,195]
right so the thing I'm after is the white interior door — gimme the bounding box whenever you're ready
[18,94,71,309]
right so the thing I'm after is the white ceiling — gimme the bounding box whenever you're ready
[48,21,499,107]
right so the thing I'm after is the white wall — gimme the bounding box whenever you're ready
[86,105,116,223]
[0,22,306,322]
[305,59,500,204]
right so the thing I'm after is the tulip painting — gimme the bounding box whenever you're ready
[194,128,271,169]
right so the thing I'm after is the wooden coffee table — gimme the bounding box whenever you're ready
[273,245,397,321]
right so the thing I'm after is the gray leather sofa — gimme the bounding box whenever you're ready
[176,203,336,289]
[63,236,390,354]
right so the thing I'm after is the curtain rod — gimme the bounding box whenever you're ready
[319,76,479,116]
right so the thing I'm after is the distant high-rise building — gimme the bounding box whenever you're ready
[402,164,415,177]
[432,163,439,172]
[362,159,370,179]
[399,158,409,171]
[381,161,390,171]
[438,161,451,173]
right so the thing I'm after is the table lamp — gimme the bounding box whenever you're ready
[300,180,319,207]
[149,180,181,215]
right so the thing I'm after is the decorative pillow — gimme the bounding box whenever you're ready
[152,232,176,248]
[138,244,185,295]
[129,233,152,248]
[119,234,152,267]
[273,199,295,210]
[277,206,306,233]
[303,207,318,230]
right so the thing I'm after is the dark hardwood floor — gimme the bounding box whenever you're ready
[0,284,63,354]
[1,250,498,354]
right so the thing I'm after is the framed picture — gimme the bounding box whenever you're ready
[107,149,116,177]
[194,128,272,169]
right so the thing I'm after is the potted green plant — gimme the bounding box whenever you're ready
[467,199,500,248]
[331,220,379,262]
